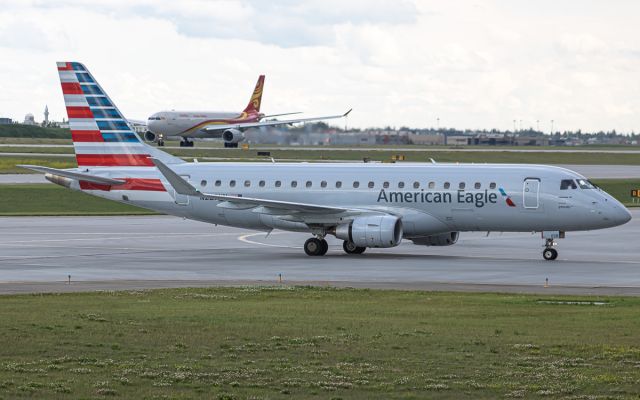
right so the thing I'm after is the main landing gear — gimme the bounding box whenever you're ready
[179,139,194,147]
[224,142,239,148]
[343,240,366,255]
[304,237,328,256]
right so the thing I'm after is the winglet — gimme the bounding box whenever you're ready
[151,158,200,196]
[343,108,353,117]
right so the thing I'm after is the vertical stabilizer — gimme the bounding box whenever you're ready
[56,61,183,167]
[242,75,265,114]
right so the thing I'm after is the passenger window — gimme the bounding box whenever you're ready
[353,181,360,188]
[229,180,236,187]
[200,180,207,187]
[321,181,327,188]
[244,180,251,187]
[444,182,450,189]
[475,182,481,189]
[459,182,465,190]
[336,181,342,188]
[368,181,374,188]
[383,181,389,188]
[291,181,298,188]
[489,182,496,189]
[259,180,265,187]
[398,182,405,189]
[306,181,312,188]
[215,180,221,187]
[428,182,435,189]
[560,179,577,190]
[275,180,282,188]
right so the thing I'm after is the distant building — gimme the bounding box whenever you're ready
[446,136,471,146]
[0,117,12,125]
[408,134,445,145]
[23,113,36,125]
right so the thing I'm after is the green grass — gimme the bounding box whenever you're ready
[0,287,639,399]
[0,157,76,174]
[0,184,155,215]
[0,125,71,139]
[593,179,640,206]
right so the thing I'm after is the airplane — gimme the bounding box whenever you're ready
[144,74,351,147]
[22,62,632,261]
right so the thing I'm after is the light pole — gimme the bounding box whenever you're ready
[513,119,516,132]
[536,119,540,131]
[436,117,440,131]
[551,120,554,135]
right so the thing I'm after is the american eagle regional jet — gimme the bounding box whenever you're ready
[145,74,351,147]
[22,62,632,260]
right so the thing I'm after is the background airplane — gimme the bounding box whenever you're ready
[23,62,632,261]
[144,75,350,147]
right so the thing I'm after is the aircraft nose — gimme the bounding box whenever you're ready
[609,203,632,226]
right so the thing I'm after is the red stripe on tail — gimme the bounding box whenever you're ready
[61,82,83,95]
[76,154,154,167]
[57,62,73,71]
[79,178,166,192]
[66,106,94,119]
[71,130,104,142]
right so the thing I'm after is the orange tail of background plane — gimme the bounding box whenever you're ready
[243,75,265,114]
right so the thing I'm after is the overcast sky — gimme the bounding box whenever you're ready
[1,0,639,133]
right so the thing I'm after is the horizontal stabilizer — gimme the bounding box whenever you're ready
[18,165,126,185]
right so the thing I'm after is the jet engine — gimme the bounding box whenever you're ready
[144,131,156,142]
[410,232,459,246]
[222,129,245,144]
[335,215,403,248]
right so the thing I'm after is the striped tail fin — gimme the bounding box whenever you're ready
[56,62,182,167]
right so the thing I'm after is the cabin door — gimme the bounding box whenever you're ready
[523,178,540,209]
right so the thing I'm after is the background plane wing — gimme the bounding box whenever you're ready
[203,109,352,132]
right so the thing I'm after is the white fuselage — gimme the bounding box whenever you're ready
[73,162,632,236]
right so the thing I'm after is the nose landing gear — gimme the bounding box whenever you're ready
[304,237,328,256]
[541,231,564,261]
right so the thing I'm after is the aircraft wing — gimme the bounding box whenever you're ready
[18,165,126,185]
[152,158,355,215]
[203,109,352,132]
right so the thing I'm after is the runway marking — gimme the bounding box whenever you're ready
[238,232,302,249]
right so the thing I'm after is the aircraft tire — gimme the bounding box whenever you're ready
[343,240,366,255]
[543,248,558,261]
[304,238,324,256]
[318,239,329,256]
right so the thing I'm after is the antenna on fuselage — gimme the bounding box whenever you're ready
[429,158,436,164]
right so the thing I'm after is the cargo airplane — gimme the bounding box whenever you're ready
[145,74,351,147]
[22,62,632,260]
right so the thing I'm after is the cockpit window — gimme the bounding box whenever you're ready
[576,179,595,189]
[560,179,577,190]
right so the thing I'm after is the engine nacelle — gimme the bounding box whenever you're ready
[335,215,403,248]
[410,232,459,246]
[144,131,156,142]
[222,129,245,144]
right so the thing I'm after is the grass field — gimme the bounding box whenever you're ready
[2,145,640,170]
[0,179,638,216]
[0,184,154,216]
[0,287,639,399]
[0,157,76,174]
